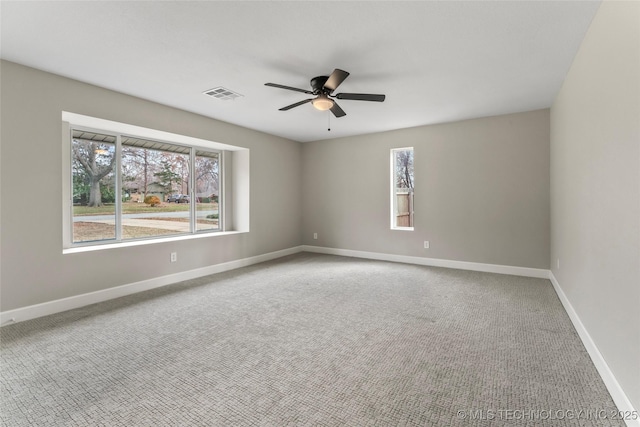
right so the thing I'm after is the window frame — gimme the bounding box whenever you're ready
[194,149,224,233]
[390,147,415,231]
[67,124,223,248]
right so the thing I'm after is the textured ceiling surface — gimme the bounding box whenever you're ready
[1,1,601,142]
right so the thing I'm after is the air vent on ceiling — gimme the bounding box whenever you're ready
[203,87,243,101]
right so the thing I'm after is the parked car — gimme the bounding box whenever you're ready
[177,195,190,204]
[167,194,182,203]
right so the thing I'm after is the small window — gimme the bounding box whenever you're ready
[391,147,414,230]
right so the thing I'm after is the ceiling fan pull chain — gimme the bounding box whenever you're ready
[328,111,331,132]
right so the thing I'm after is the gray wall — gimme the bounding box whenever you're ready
[302,110,550,269]
[550,0,640,411]
[0,61,302,311]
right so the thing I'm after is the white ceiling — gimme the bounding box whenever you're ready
[1,1,601,143]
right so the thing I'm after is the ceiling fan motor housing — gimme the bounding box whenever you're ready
[311,76,330,93]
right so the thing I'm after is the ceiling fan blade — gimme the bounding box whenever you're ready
[323,69,350,93]
[279,99,313,111]
[330,102,346,118]
[335,93,386,102]
[265,83,313,95]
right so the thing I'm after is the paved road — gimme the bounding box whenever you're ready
[74,210,218,222]
[87,218,192,232]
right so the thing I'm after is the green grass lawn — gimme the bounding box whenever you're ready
[74,202,218,216]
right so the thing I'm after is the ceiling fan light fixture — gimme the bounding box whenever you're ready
[312,95,334,111]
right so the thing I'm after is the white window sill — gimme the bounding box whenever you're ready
[63,230,247,255]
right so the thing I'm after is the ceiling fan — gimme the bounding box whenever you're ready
[265,69,385,118]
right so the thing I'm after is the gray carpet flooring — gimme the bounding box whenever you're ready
[0,253,623,426]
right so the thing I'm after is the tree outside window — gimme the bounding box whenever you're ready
[391,148,414,229]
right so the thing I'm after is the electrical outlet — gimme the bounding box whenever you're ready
[171,252,177,263]
[313,233,318,240]
[424,241,429,249]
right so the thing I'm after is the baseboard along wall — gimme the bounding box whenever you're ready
[548,272,639,427]
[1,245,636,425]
[1,244,548,326]
[301,245,550,278]
[0,246,302,327]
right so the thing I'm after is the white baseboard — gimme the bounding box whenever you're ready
[2,245,636,426]
[0,246,545,326]
[549,272,639,427]
[0,245,547,327]
[301,245,549,278]
[304,246,638,424]
[0,246,303,326]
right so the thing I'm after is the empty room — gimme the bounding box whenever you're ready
[1,1,638,426]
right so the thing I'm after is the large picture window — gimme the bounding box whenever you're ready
[391,147,414,230]
[71,128,221,245]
